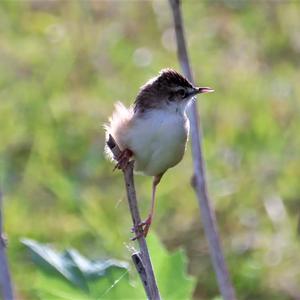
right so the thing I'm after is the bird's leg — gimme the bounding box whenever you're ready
[141,174,162,237]
[132,173,164,240]
[114,148,133,171]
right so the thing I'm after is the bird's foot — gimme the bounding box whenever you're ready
[131,215,152,241]
[114,149,133,171]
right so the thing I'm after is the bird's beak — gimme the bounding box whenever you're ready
[195,87,214,94]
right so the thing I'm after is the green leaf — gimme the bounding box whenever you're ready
[22,238,89,292]
[147,234,197,300]
[21,235,196,299]
[21,238,129,295]
[63,249,129,280]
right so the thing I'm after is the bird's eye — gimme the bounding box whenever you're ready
[178,89,186,98]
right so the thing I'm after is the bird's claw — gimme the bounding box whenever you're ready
[113,149,133,171]
[131,216,152,241]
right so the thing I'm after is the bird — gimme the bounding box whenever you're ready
[104,69,214,239]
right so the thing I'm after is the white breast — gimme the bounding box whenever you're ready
[125,107,189,176]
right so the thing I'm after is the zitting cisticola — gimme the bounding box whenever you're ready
[105,69,214,238]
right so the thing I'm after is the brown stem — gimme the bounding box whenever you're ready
[169,1,236,300]
[0,191,14,300]
[106,135,161,300]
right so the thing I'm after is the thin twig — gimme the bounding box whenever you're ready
[0,191,14,300]
[131,252,149,295]
[106,135,160,300]
[169,1,236,300]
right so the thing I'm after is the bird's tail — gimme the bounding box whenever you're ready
[104,101,134,161]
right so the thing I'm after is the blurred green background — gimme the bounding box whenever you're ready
[1,0,300,299]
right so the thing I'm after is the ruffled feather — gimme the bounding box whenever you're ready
[104,101,134,161]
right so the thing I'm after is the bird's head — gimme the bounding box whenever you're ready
[134,69,214,113]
